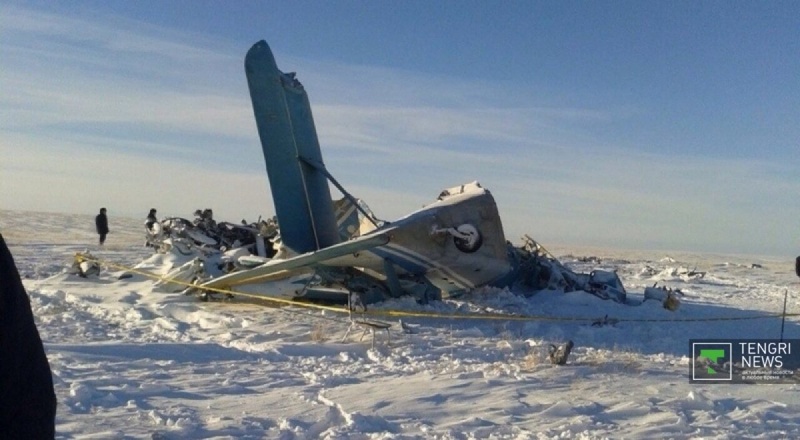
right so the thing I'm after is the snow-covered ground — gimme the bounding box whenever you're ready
[3,208,800,439]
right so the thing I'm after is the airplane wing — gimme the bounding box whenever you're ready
[201,230,391,289]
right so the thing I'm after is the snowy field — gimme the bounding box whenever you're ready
[2,208,800,439]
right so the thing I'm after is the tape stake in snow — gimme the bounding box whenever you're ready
[781,289,789,342]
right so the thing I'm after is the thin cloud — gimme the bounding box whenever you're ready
[2,4,229,63]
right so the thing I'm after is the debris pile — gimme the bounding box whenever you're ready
[644,283,684,311]
[145,209,278,259]
[512,235,627,303]
[69,252,100,278]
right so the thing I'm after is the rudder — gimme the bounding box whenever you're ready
[244,41,339,253]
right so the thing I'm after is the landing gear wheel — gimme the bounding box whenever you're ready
[453,224,482,253]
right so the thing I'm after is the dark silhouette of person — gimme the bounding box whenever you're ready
[0,234,57,437]
[145,208,158,231]
[796,256,800,278]
[95,208,109,246]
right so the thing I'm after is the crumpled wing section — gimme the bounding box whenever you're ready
[201,231,391,289]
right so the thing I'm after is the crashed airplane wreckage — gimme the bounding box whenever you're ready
[143,40,632,306]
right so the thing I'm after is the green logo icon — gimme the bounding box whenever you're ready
[699,349,726,374]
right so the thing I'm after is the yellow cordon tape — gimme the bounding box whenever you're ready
[79,254,800,324]
[78,255,347,313]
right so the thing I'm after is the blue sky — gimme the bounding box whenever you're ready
[1,1,798,257]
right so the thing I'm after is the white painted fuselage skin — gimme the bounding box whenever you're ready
[323,186,513,293]
[201,184,515,298]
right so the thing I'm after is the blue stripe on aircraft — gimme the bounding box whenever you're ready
[386,244,475,289]
[371,244,474,290]
[369,247,428,274]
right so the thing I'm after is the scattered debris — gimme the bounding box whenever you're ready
[591,315,619,327]
[549,340,574,365]
[663,292,681,311]
[399,319,419,334]
[585,270,627,302]
[644,283,683,311]
[510,236,628,303]
[643,265,705,279]
[685,267,706,278]
[70,252,100,278]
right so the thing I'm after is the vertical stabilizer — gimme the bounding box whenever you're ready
[245,41,339,253]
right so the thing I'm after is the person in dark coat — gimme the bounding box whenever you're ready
[796,256,800,278]
[145,208,158,231]
[95,208,109,245]
[0,234,57,438]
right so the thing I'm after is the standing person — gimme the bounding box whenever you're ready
[145,208,158,231]
[144,209,159,248]
[796,256,800,278]
[95,207,109,246]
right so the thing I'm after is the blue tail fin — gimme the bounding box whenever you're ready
[244,41,339,253]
